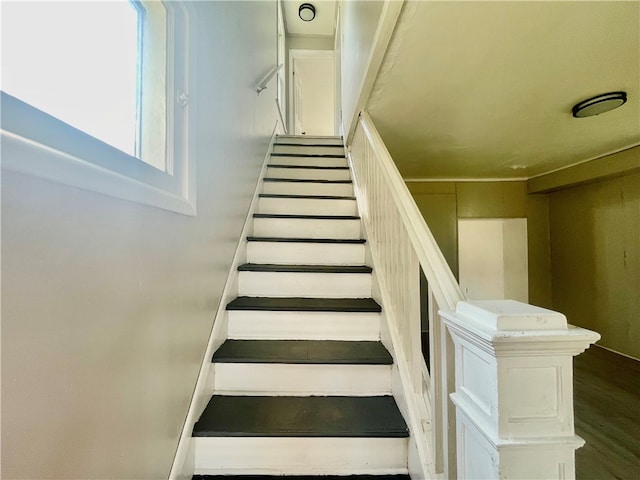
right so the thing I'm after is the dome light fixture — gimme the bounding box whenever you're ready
[572,91,627,118]
[299,3,316,22]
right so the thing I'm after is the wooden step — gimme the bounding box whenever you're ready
[194,475,410,480]
[193,437,408,475]
[276,135,343,146]
[267,166,351,181]
[263,178,353,196]
[238,264,372,274]
[252,214,361,239]
[211,340,393,395]
[193,396,408,437]
[272,152,346,159]
[226,297,381,312]
[273,144,345,156]
[257,194,357,216]
[267,155,348,167]
[226,297,382,341]
[246,236,365,265]
[247,236,364,243]
[213,340,392,365]
[237,264,372,298]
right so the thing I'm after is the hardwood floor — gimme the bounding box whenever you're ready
[574,345,640,479]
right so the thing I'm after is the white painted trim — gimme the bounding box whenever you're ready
[1,130,196,216]
[212,363,392,396]
[194,437,409,475]
[168,122,281,480]
[1,2,197,215]
[227,310,381,341]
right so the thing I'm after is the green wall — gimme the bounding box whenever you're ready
[549,172,639,359]
[407,181,553,308]
[408,167,640,360]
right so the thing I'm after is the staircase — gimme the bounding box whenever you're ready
[191,135,410,478]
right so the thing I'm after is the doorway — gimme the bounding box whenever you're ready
[288,49,335,136]
[458,218,529,302]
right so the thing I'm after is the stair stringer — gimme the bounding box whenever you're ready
[168,122,282,480]
[351,159,438,480]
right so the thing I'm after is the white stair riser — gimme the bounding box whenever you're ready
[263,181,353,196]
[247,241,365,265]
[194,437,408,475]
[213,363,392,396]
[258,197,357,216]
[227,311,381,341]
[267,167,351,181]
[273,145,345,156]
[270,156,348,167]
[238,271,372,298]
[276,136,342,146]
[253,217,361,239]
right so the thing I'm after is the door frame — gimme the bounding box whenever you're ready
[288,49,334,135]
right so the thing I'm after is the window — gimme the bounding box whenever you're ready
[1,1,194,214]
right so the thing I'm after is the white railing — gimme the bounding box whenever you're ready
[349,111,600,479]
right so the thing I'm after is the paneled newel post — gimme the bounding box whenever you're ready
[440,300,600,479]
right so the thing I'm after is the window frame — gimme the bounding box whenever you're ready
[0,1,196,215]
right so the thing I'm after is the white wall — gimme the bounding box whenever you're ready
[0,2,279,479]
[339,0,385,138]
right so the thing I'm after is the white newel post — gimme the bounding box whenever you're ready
[439,300,600,480]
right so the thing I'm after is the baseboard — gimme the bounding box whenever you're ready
[168,122,281,480]
[593,343,640,362]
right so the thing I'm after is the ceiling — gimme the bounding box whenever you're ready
[283,0,336,37]
[367,1,640,180]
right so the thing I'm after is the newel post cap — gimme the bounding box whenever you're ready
[456,300,567,331]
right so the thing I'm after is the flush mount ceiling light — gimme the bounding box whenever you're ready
[299,3,316,22]
[572,91,627,118]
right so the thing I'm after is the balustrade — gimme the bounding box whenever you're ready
[348,111,599,479]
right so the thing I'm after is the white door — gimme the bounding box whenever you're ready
[289,50,335,136]
[458,218,529,302]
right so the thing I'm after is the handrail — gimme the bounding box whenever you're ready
[256,64,283,94]
[358,111,464,312]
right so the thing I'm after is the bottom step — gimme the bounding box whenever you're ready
[193,437,409,476]
[193,396,409,475]
[194,476,410,479]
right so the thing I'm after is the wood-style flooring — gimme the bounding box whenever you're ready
[574,345,640,479]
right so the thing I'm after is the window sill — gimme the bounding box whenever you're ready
[1,129,196,215]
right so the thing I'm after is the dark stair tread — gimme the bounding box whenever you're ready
[271,153,346,158]
[238,264,372,274]
[226,297,381,312]
[212,340,392,365]
[268,164,349,170]
[253,213,360,220]
[259,194,356,200]
[247,236,365,244]
[275,142,345,148]
[192,396,408,437]
[263,178,352,184]
[194,476,409,479]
